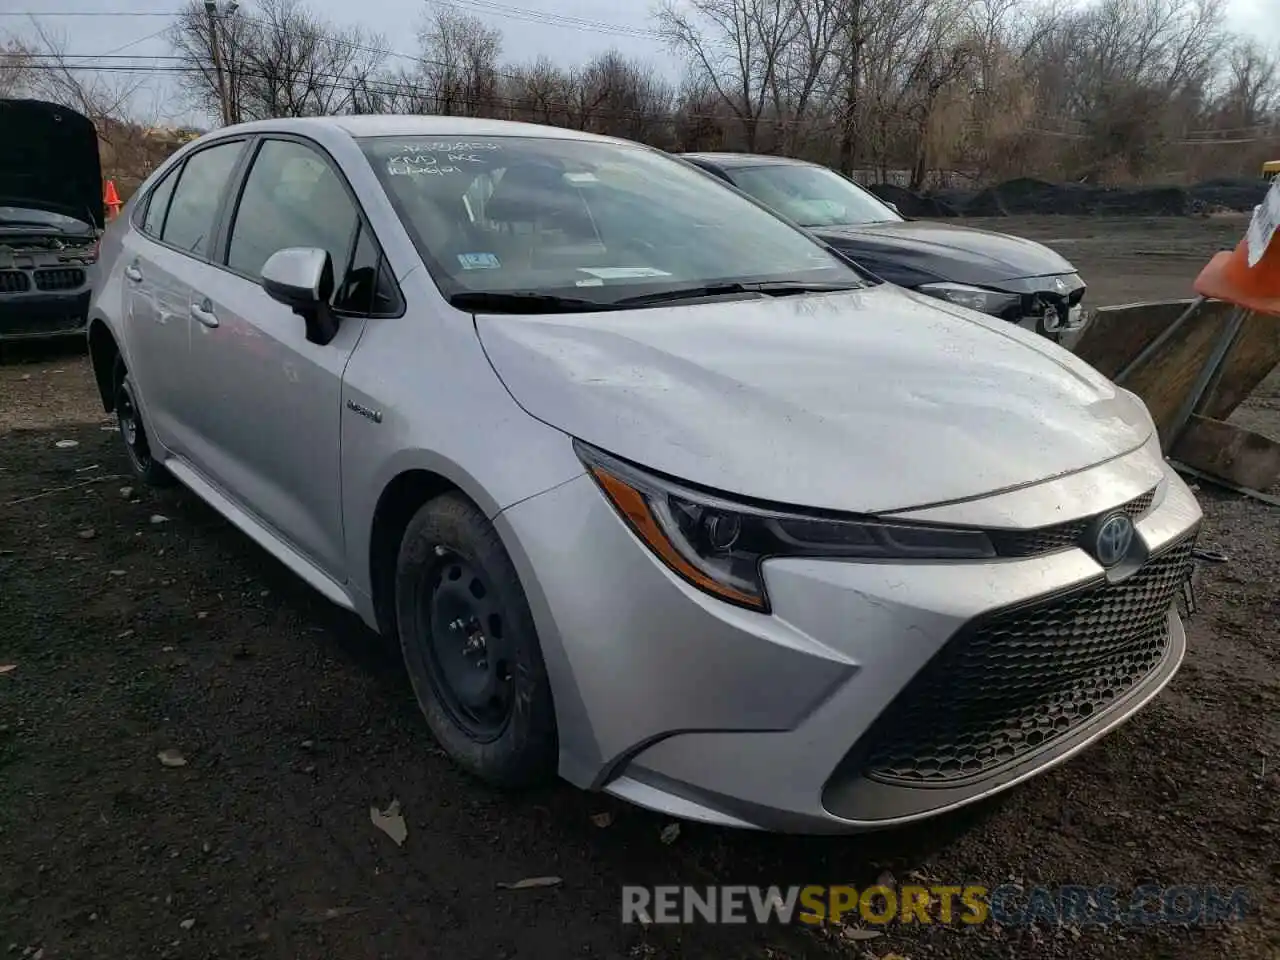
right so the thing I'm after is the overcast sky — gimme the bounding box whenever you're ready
[4,0,1277,126]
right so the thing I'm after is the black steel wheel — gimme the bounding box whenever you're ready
[113,358,173,487]
[422,551,514,741]
[395,492,557,787]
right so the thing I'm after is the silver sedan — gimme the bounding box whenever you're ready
[87,115,1202,833]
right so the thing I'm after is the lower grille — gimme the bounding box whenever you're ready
[989,488,1155,558]
[33,267,86,291]
[857,533,1196,786]
[0,270,30,293]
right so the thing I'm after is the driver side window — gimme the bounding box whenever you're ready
[226,138,358,306]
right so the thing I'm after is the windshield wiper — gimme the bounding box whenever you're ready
[614,280,863,307]
[449,291,613,314]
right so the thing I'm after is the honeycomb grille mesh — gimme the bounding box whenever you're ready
[989,489,1155,558]
[33,267,86,291]
[859,533,1196,786]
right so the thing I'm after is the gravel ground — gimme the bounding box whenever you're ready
[1,215,1277,960]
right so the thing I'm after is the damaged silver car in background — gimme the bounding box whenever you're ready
[0,99,102,341]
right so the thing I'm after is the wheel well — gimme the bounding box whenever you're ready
[369,470,460,638]
[87,320,121,413]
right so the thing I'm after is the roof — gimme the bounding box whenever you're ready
[680,152,817,169]
[203,115,630,145]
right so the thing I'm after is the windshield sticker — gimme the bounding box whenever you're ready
[577,267,672,280]
[458,253,501,270]
[563,172,599,184]
[574,277,605,287]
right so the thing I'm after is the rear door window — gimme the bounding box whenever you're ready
[141,164,180,238]
[160,140,245,257]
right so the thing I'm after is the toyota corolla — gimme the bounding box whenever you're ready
[86,116,1201,833]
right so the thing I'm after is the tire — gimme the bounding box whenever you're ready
[394,492,558,788]
[112,357,174,488]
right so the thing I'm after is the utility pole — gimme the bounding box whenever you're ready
[204,0,239,126]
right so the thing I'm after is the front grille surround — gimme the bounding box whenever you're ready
[851,530,1197,789]
[989,488,1156,558]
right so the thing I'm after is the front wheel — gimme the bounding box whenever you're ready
[395,493,558,788]
[113,358,173,488]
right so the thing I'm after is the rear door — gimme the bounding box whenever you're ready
[183,135,395,578]
[122,139,247,456]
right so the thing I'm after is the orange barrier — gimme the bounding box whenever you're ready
[1067,185,1280,498]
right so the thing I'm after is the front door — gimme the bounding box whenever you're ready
[183,137,370,579]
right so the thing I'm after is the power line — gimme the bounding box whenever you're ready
[94,26,173,58]
[0,10,175,16]
[7,61,1278,143]
[0,2,664,39]
[0,59,772,126]
[427,0,662,41]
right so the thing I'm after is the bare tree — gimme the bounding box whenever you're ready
[0,35,35,99]
[170,0,390,122]
[503,57,574,125]
[657,0,801,152]
[1214,40,1279,129]
[769,0,843,153]
[17,20,144,124]
[416,8,502,116]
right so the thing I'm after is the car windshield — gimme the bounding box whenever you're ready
[0,205,91,230]
[727,164,902,228]
[359,135,868,307]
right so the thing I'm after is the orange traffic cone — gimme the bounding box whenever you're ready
[1193,192,1280,317]
[104,179,122,220]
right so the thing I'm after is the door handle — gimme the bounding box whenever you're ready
[124,264,143,283]
[190,300,219,328]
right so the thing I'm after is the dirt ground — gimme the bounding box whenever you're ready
[1,215,1277,960]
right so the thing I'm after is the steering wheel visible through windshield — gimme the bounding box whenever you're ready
[359,135,870,310]
[727,164,903,229]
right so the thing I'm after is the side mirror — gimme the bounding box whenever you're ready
[261,247,339,345]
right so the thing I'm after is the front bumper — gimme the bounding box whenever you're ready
[1000,272,1088,338]
[0,289,92,340]
[497,437,1202,833]
[1016,300,1087,337]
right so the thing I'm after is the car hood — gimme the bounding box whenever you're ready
[474,285,1153,514]
[0,99,103,230]
[814,220,1074,287]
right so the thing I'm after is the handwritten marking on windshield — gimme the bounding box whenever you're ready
[388,160,463,177]
[386,141,500,153]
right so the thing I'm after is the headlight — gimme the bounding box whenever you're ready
[917,282,1020,316]
[576,441,995,612]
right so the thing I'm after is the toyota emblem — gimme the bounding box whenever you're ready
[1093,513,1134,567]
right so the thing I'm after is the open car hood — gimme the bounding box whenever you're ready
[0,99,103,230]
[475,285,1153,515]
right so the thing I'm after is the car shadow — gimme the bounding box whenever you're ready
[0,336,88,366]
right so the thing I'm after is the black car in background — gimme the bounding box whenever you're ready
[680,152,1087,341]
[0,98,102,341]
